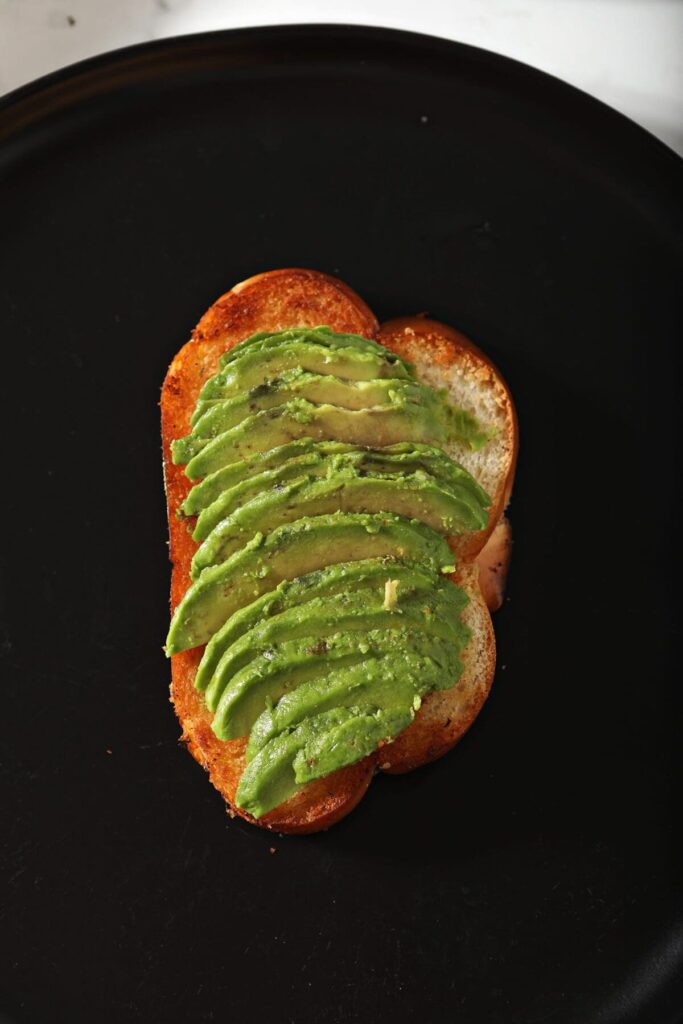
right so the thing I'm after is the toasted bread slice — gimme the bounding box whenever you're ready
[161,270,516,832]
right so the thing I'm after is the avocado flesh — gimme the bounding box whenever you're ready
[235,706,412,819]
[189,371,437,435]
[180,440,357,516]
[198,340,412,405]
[216,327,399,369]
[193,557,442,692]
[245,630,463,758]
[292,707,412,785]
[192,455,324,540]
[213,625,463,742]
[207,576,466,720]
[192,451,489,544]
[165,513,455,654]
[179,399,456,477]
[174,397,449,467]
[182,440,490,518]
[191,472,487,577]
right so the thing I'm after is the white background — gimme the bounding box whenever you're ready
[1,0,682,155]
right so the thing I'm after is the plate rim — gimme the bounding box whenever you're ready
[0,21,681,180]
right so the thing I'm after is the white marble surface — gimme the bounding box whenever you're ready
[0,0,681,155]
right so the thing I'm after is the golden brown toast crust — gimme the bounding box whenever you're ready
[161,270,516,832]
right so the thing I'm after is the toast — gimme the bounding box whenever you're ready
[161,269,517,833]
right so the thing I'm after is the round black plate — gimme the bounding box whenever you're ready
[1,25,681,1024]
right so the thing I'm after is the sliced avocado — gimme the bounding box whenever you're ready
[165,513,455,655]
[216,329,271,362]
[234,705,412,819]
[193,556,441,692]
[352,442,491,497]
[212,635,375,740]
[173,397,448,467]
[191,448,490,543]
[207,573,467,719]
[189,370,439,436]
[180,439,357,516]
[198,339,412,406]
[245,632,462,758]
[293,706,412,784]
[182,440,489,518]
[191,471,488,577]
[212,622,464,740]
[215,326,401,371]
[192,455,324,540]
[166,322,494,812]
[179,399,459,477]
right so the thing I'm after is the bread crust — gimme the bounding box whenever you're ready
[161,270,516,832]
[475,517,512,614]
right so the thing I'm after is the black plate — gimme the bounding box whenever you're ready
[1,25,681,1024]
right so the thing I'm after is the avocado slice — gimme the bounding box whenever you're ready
[190,472,488,577]
[180,439,357,516]
[291,706,412,784]
[189,370,439,436]
[198,339,412,406]
[245,629,463,757]
[215,326,402,371]
[208,326,397,367]
[235,705,412,819]
[192,454,325,540]
[351,442,491,496]
[206,572,467,718]
[178,399,466,477]
[173,396,449,467]
[213,635,379,740]
[191,448,490,543]
[182,440,489,518]
[165,513,455,655]
[212,610,466,739]
[193,556,443,692]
